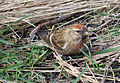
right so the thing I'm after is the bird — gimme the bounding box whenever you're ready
[32,24,89,55]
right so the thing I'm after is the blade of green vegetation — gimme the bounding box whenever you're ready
[51,73,53,83]
[81,44,102,73]
[53,65,60,71]
[99,63,104,67]
[62,72,73,83]
[80,44,102,74]
[0,16,6,18]
[31,49,48,70]
[92,10,119,20]
[83,44,95,68]
[80,49,100,73]
[0,13,34,35]
[109,32,120,37]
[92,11,108,16]
[74,66,87,83]
[0,56,28,72]
[84,15,95,18]
[18,77,30,83]
[1,65,22,72]
[92,46,120,55]
[84,15,99,24]
[0,38,14,45]
[110,28,120,31]
[15,67,18,82]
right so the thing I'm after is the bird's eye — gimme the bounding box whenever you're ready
[76,30,81,34]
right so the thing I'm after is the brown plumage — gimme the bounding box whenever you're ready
[34,24,88,55]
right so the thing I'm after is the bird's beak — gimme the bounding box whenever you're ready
[84,32,89,36]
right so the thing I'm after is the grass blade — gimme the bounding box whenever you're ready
[31,49,48,70]
[74,66,87,83]
[0,38,14,45]
[0,13,34,35]
[92,46,120,55]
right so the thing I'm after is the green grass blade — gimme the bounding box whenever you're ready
[0,16,6,18]
[0,13,34,35]
[18,77,30,83]
[92,46,120,55]
[62,72,73,83]
[0,38,14,45]
[110,28,120,31]
[31,49,48,70]
[74,66,87,83]
[53,65,60,71]
[80,50,102,74]
[92,11,108,16]
[1,65,19,72]
[109,32,120,37]
[51,73,53,83]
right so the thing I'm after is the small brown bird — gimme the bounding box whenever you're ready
[33,24,88,55]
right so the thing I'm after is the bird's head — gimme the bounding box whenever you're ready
[68,24,88,41]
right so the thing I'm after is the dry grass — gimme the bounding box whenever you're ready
[0,0,113,25]
[0,0,120,83]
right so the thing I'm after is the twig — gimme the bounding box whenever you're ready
[110,67,116,83]
[86,63,99,83]
[9,27,21,40]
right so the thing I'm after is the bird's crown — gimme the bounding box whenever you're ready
[73,24,84,29]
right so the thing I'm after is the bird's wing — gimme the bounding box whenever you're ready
[51,30,67,50]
